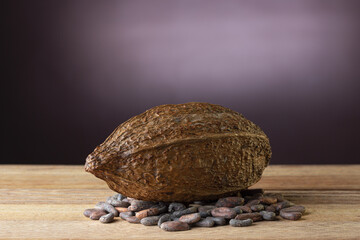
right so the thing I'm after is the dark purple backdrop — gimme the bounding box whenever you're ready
[3,0,360,164]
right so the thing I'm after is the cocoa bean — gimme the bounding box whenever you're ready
[198,205,216,218]
[235,212,263,222]
[168,202,186,212]
[126,216,141,223]
[114,207,129,213]
[280,205,306,214]
[128,200,155,212]
[83,208,97,218]
[140,216,161,226]
[265,205,276,213]
[158,213,172,227]
[95,202,119,217]
[171,207,197,219]
[280,211,302,220]
[272,201,291,212]
[120,211,134,220]
[114,193,126,201]
[250,204,264,212]
[215,197,244,208]
[211,207,237,219]
[245,199,261,207]
[160,221,190,231]
[194,218,215,227]
[179,213,201,224]
[260,211,276,221]
[264,193,284,202]
[135,208,160,220]
[106,196,130,207]
[232,206,243,214]
[238,206,252,213]
[259,196,277,205]
[99,213,114,223]
[151,202,168,214]
[89,209,107,220]
[206,217,227,226]
[229,219,253,227]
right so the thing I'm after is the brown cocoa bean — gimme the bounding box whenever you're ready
[160,221,190,231]
[128,200,155,212]
[206,217,227,226]
[260,211,277,221]
[135,208,160,220]
[99,213,114,223]
[171,207,197,218]
[113,193,126,201]
[272,201,291,212]
[265,205,276,213]
[232,206,243,214]
[235,212,263,222]
[215,197,244,208]
[211,207,237,219]
[194,218,215,227]
[89,209,107,220]
[151,202,168,214]
[259,196,277,205]
[179,213,201,224]
[83,208,97,218]
[281,205,306,214]
[106,196,130,207]
[239,206,252,213]
[95,201,119,217]
[126,216,141,223]
[198,205,216,217]
[229,218,253,227]
[168,202,186,212]
[245,199,261,207]
[158,213,172,227]
[250,204,264,212]
[264,193,284,202]
[140,216,161,226]
[114,207,129,213]
[120,211,134,220]
[280,211,302,220]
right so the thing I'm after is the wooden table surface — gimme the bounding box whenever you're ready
[0,165,359,240]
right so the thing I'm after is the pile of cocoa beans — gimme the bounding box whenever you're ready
[83,188,306,231]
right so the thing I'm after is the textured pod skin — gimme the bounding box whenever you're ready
[85,102,271,202]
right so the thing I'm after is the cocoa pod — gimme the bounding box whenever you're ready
[85,102,271,202]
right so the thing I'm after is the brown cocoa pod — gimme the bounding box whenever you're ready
[85,102,272,202]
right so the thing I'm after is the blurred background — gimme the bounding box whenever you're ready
[3,0,360,164]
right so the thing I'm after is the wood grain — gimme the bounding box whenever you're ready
[0,165,359,240]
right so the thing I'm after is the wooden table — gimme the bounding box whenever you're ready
[0,165,359,240]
